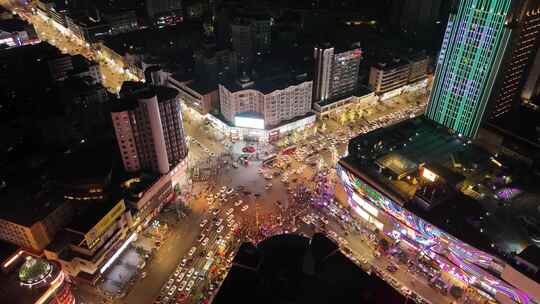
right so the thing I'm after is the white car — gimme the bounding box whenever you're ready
[202,237,209,246]
[234,200,243,207]
[226,188,234,195]
[188,246,196,257]
[217,225,224,233]
[241,205,249,212]
[227,220,235,228]
[212,209,220,215]
[226,208,234,215]
[227,214,234,222]
[186,267,195,278]
[176,272,186,283]
[186,280,195,292]
[200,219,208,228]
[216,218,223,226]
[167,285,177,296]
[177,280,187,292]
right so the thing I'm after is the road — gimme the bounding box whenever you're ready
[117,90,478,304]
[0,0,142,92]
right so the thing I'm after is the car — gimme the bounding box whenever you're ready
[227,220,235,227]
[227,214,234,222]
[188,247,197,257]
[199,219,208,228]
[186,280,195,292]
[216,218,223,226]
[197,234,205,242]
[202,237,209,246]
[180,258,188,267]
[177,280,187,292]
[386,264,399,273]
[226,208,234,215]
[212,209,220,215]
[241,205,249,212]
[217,225,224,233]
[186,267,195,278]
[207,251,214,259]
[226,188,234,195]
[176,272,186,283]
[234,200,243,207]
[167,285,177,296]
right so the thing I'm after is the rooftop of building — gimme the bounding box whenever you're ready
[118,82,179,103]
[340,116,540,259]
[220,70,311,95]
[65,195,124,236]
[0,18,28,32]
[0,253,63,304]
[186,80,217,95]
[486,106,540,150]
[48,141,113,184]
[0,185,66,227]
[214,233,404,304]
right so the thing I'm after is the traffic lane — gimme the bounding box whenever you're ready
[123,212,203,304]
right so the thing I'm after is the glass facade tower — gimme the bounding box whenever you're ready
[426,0,514,138]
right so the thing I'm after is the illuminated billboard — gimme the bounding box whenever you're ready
[235,116,265,129]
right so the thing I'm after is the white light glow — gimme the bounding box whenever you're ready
[422,168,438,182]
[234,116,265,129]
[100,233,137,274]
[352,192,378,217]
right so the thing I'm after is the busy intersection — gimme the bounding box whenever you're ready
[103,88,493,304]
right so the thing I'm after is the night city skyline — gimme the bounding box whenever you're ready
[0,1,540,304]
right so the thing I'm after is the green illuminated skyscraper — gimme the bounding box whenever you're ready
[426,0,539,138]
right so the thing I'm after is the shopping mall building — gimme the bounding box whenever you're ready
[337,118,540,304]
[210,72,316,142]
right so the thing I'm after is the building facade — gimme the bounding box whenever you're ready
[313,45,361,102]
[219,75,312,128]
[427,0,535,138]
[330,48,362,99]
[231,15,272,68]
[369,54,429,96]
[111,85,188,174]
[490,2,540,118]
[313,45,334,102]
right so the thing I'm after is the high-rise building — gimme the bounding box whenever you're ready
[111,83,188,174]
[231,14,272,68]
[490,1,540,118]
[146,0,183,19]
[522,45,540,101]
[427,0,539,138]
[330,48,362,99]
[313,44,361,102]
[313,44,334,102]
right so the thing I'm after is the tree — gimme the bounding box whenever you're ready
[339,112,348,125]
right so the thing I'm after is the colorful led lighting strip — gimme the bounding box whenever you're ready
[427,0,513,138]
[337,164,532,303]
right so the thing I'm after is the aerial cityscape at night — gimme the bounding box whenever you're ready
[0,0,540,304]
